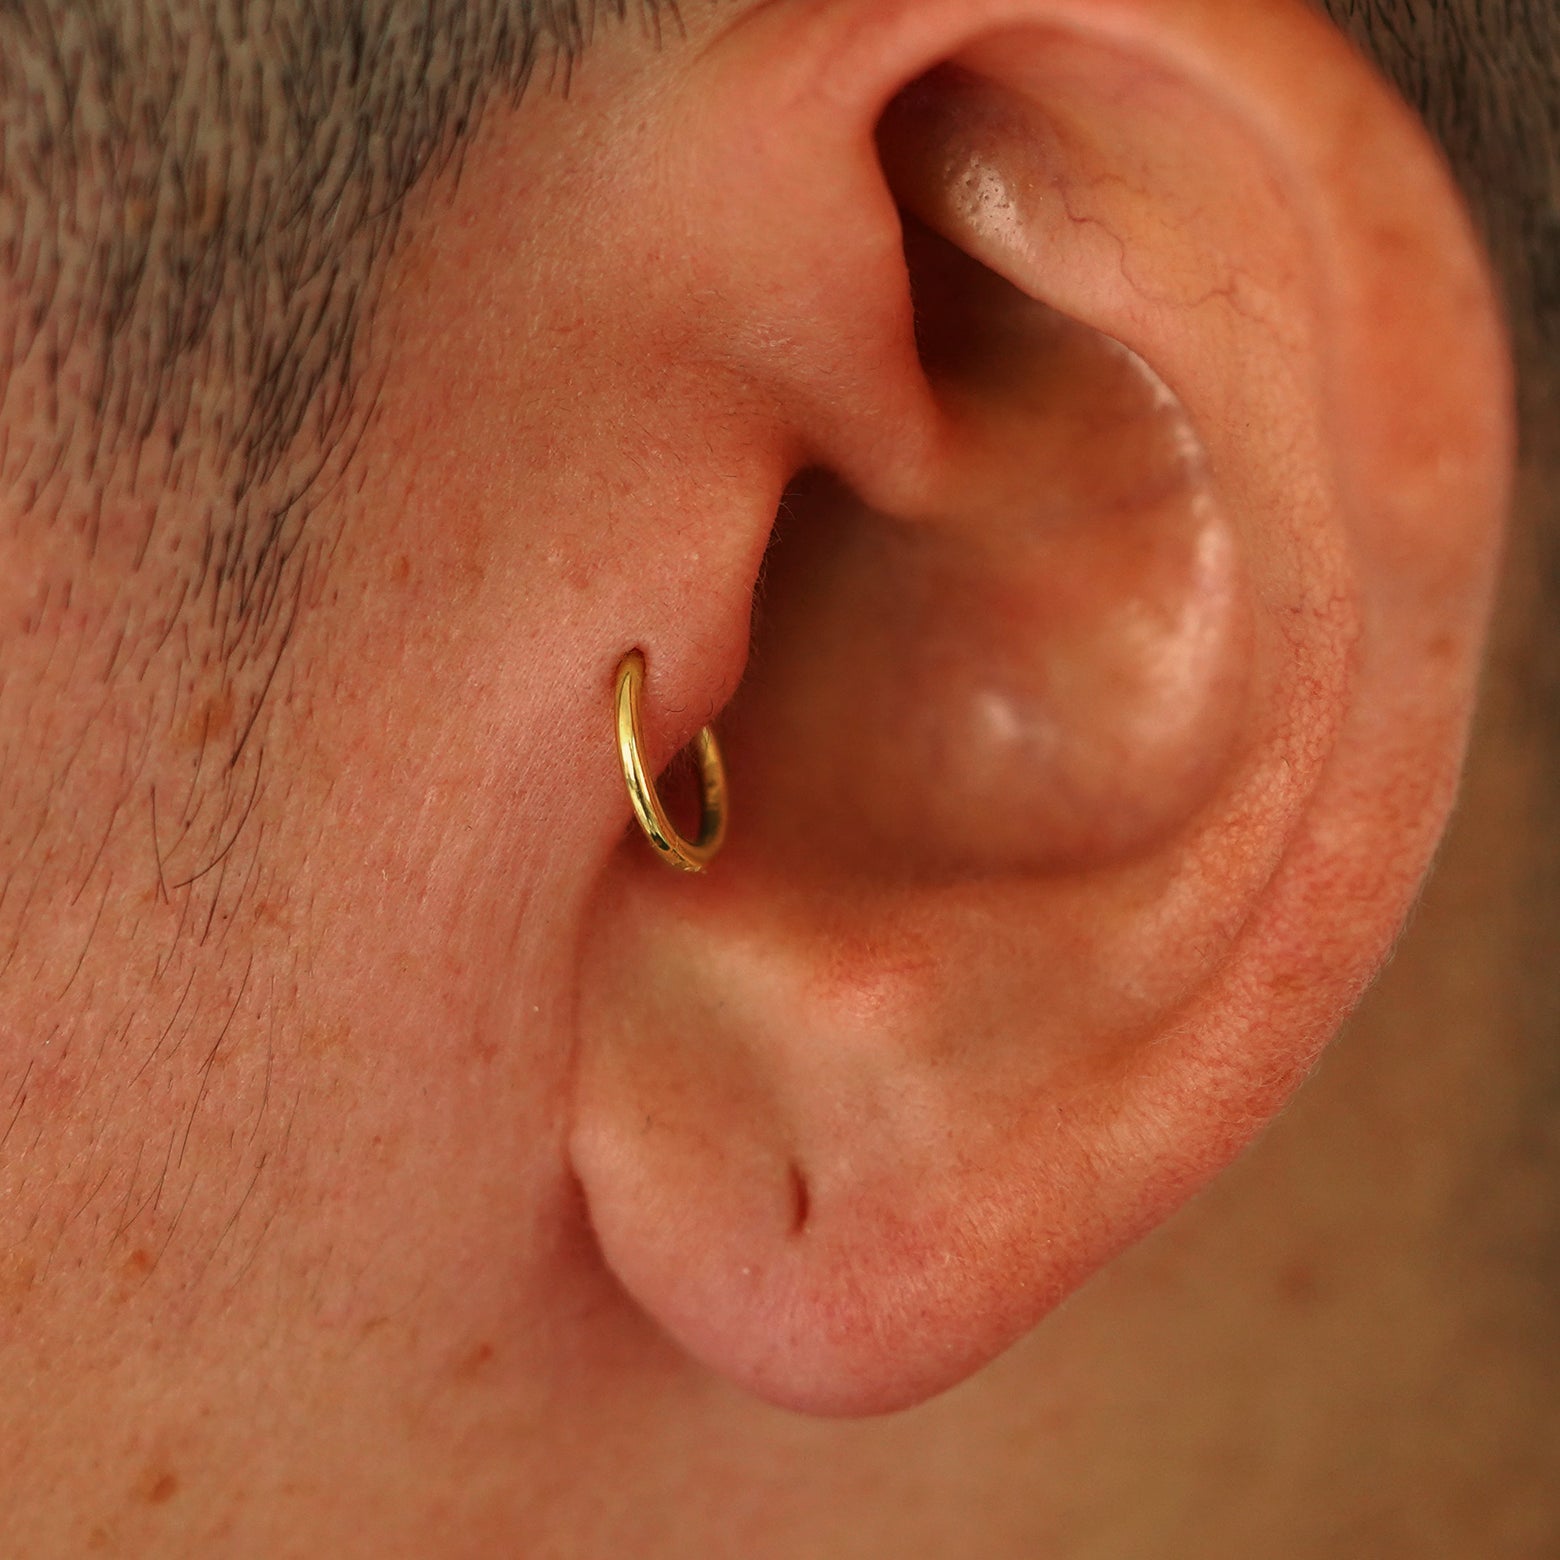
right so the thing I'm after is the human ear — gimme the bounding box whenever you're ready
[567,0,1511,1416]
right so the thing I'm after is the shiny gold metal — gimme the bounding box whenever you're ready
[614,649,727,872]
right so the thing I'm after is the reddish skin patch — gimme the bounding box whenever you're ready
[110,1247,156,1303]
[455,1342,496,1380]
[252,897,295,932]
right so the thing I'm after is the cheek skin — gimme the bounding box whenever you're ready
[184,34,795,1411]
[0,59,796,1544]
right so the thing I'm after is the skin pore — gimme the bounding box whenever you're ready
[0,0,1555,1553]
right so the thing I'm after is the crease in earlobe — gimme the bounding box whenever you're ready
[569,0,1510,1418]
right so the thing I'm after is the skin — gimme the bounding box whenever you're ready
[0,0,1553,1553]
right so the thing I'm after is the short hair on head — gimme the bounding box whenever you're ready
[0,0,682,666]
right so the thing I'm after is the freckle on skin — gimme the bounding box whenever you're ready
[0,1251,38,1302]
[182,687,234,749]
[141,1469,179,1505]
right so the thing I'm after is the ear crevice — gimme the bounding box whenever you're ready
[788,1161,812,1237]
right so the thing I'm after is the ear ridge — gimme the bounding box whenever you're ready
[567,0,1511,1417]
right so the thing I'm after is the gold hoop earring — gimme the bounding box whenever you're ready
[614,649,728,873]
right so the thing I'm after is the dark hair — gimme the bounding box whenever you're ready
[0,0,681,669]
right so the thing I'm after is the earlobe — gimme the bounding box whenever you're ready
[569,0,1511,1416]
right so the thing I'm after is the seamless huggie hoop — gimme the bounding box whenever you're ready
[614,649,728,873]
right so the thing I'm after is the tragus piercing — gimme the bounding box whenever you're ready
[613,649,727,873]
